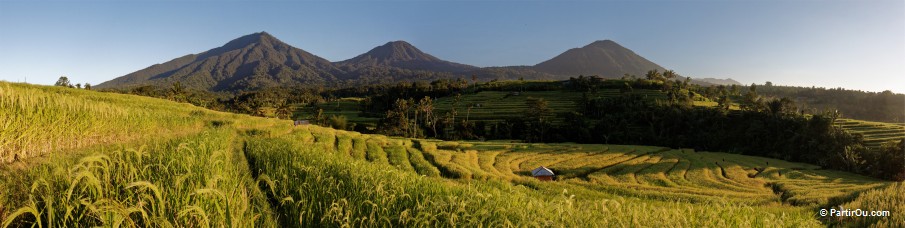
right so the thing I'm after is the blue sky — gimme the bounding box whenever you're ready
[0,0,902,93]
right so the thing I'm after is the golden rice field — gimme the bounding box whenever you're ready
[0,81,901,227]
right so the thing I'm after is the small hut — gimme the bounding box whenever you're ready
[531,166,555,181]
[294,120,310,126]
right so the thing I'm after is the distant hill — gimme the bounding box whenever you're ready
[97,32,341,92]
[336,41,477,73]
[693,78,742,86]
[532,40,666,78]
[99,33,700,92]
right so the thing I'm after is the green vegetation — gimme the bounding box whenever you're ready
[295,97,379,127]
[1,81,899,227]
[753,84,905,123]
[836,119,905,148]
[433,90,664,125]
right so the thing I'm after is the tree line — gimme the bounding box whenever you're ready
[54,76,92,90]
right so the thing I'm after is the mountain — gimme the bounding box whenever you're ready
[99,33,685,92]
[336,41,477,73]
[96,32,340,92]
[532,40,666,78]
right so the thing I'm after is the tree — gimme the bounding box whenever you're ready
[54,76,70,87]
[379,98,424,138]
[765,97,797,116]
[328,115,348,130]
[85,83,92,90]
[169,82,187,102]
[717,94,731,110]
[417,97,438,137]
[75,83,82,89]
[662,70,678,80]
[730,84,740,96]
[740,84,762,111]
[275,101,295,119]
[645,70,663,81]
[866,139,905,181]
[315,108,326,125]
[524,97,552,142]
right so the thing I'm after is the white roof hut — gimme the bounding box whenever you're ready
[531,166,555,181]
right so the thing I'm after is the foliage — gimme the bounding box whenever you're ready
[750,84,905,123]
[53,76,71,87]
[863,139,905,181]
[328,115,349,130]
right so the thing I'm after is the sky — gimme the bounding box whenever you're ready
[0,0,903,93]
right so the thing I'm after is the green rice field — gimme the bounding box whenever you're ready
[1,81,900,227]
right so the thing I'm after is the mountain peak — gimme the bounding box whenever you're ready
[533,39,666,78]
[585,40,621,48]
[336,40,476,73]
[342,40,440,64]
[369,40,437,62]
[97,31,337,91]
[386,40,413,47]
[220,31,280,49]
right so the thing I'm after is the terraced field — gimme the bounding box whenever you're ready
[295,97,379,124]
[433,90,667,124]
[294,126,891,208]
[293,88,717,126]
[835,119,905,148]
[3,82,899,227]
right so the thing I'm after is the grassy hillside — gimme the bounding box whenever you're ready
[295,89,711,127]
[835,119,905,148]
[294,97,379,125]
[432,90,668,124]
[0,82,208,163]
[0,82,898,227]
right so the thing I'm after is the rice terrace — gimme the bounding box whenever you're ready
[1,0,904,227]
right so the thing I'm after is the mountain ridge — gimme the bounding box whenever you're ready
[99,32,707,92]
[97,32,340,91]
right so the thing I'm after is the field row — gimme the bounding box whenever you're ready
[835,119,905,148]
[295,126,891,206]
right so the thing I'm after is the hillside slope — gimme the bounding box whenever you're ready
[96,32,340,91]
[533,40,667,78]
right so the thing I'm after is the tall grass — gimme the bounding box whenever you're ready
[0,82,217,163]
[0,130,276,227]
[405,148,441,177]
[833,182,905,227]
